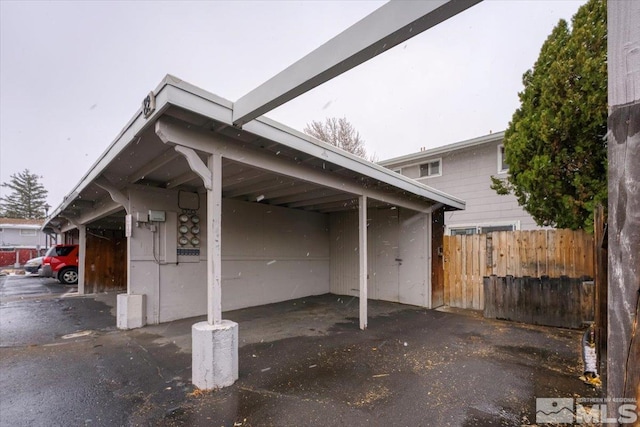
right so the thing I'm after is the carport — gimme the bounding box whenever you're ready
[43,76,463,386]
[43,1,472,389]
[44,77,464,312]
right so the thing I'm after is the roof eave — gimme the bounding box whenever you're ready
[44,75,465,228]
[378,131,506,167]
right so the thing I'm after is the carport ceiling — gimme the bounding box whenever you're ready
[71,106,430,217]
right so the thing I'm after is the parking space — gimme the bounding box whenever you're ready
[0,274,75,302]
[0,289,600,426]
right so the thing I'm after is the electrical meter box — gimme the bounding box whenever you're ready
[148,210,166,222]
[177,211,201,262]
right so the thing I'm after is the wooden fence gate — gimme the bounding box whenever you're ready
[443,229,594,310]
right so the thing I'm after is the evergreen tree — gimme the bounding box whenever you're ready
[0,169,49,219]
[491,0,607,231]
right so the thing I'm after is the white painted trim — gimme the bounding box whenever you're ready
[418,158,443,179]
[0,224,43,230]
[445,220,521,236]
[379,131,506,167]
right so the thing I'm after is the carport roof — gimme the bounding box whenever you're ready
[44,75,464,231]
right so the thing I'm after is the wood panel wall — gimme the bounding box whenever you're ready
[431,207,445,307]
[85,230,126,293]
[444,229,595,310]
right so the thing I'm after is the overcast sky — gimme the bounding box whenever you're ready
[0,0,585,209]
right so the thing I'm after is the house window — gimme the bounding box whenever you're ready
[20,229,37,236]
[450,227,476,236]
[480,224,515,234]
[449,223,517,236]
[419,159,441,178]
[498,145,508,173]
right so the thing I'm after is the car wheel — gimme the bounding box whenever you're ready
[58,268,78,285]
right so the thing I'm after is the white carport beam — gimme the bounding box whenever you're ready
[156,119,433,213]
[232,0,481,127]
[287,193,355,208]
[359,195,368,331]
[262,183,324,203]
[166,171,199,189]
[76,199,123,227]
[127,148,180,183]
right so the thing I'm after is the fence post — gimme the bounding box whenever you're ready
[483,275,496,319]
[530,277,543,326]
[581,280,595,325]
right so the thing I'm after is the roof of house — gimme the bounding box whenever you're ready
[0,218,44,229]
[44,75,466,230]
[378,131,506,167]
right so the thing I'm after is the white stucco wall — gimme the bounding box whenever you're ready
[127,188,330,324]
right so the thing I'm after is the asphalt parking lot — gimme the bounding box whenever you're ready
[0,274,600,426]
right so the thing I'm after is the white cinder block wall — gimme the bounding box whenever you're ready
[220,198,330,311]
[128,188,330,324]
[128,188,207,324]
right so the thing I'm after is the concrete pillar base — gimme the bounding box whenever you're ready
[192,320,239,389]
[117,294,146,330]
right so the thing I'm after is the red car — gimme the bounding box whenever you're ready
[41,244,79,285]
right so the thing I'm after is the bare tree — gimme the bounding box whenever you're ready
[304,117,371,159]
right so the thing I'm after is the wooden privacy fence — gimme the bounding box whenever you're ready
[443,229,594,310]
[85,231,127,293]
[483,276,594,329]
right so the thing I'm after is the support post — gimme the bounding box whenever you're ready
[359,195,368,330]
[78,224,86,295]
[192,151,238,389]
[208,152,222,325]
